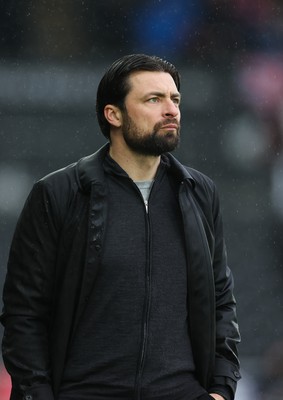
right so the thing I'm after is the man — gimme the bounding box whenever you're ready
[1,54,241,400]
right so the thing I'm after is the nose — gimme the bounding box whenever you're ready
[164,99,179,118]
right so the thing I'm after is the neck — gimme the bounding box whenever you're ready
[109,144,160,181]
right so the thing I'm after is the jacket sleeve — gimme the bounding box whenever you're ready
[0,180,61,400]
[208,182,241,399]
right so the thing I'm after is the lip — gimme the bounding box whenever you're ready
[161,124,178,129]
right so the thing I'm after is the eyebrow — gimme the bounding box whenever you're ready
[144,91,181,100]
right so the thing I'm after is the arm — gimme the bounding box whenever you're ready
[208,184,241,400]
[1,181,60,400]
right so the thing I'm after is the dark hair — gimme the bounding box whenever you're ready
[96,54,181,139]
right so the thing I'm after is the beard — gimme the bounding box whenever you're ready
[121,113,180,157]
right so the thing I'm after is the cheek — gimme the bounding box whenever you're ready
[134,114,155,129]
[127,107,159,130]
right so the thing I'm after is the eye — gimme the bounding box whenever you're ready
[172,97,181,105]
[148,97,159,103]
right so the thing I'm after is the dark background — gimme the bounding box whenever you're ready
[1,1,283,398]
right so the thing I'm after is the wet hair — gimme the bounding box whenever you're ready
[96,54,181,139]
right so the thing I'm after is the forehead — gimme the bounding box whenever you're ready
[127,70,179,95]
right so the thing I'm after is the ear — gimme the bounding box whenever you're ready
[104,105,122,128]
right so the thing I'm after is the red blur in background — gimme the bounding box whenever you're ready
[0,364,11,400]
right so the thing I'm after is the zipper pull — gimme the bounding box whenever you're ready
[144,200,148,213]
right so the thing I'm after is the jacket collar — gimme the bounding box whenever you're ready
[77,143,110,192]
[77,142,196,192]
[164,152,196,189]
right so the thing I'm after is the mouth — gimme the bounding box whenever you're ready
[161,124,178,130]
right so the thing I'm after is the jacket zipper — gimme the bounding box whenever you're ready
[134,191,152,400]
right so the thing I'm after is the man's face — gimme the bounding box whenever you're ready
[121,71,181,156]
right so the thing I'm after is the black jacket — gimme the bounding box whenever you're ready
[1,144,241,400]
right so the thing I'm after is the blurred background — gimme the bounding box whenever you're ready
[1,0,283,398]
